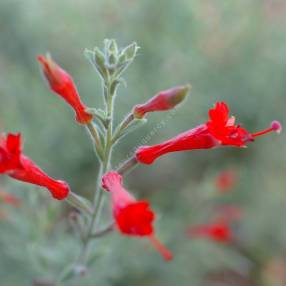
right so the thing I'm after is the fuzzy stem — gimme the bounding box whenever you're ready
[75,78,115,271]
[112,113,134,143]
[88,222,114,239]
[117,156,138,175]
[65,192,92,216]
[86,122,104,159]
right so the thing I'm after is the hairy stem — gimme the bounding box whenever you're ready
[117,156,138,175]
[89,222,114,239]
[86,122,104,160]
[112,113,134,143]
[75,80,115,270]
[65,192,92,216]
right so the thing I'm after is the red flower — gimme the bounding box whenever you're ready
[0,133,70,200]
[215,169,238,193]
[136,101,282,164]
[38,54,93,124]
[0,133,22,173]
[133,85,190,118]
[102,171,173,261]
[187,221,232,243]
[0,189,21,207]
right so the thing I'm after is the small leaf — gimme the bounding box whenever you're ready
[84,48,108,80]
[122,42,140,60]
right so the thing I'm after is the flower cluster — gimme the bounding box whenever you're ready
[1,40,283,274]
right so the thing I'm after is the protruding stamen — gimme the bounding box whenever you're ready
[252,120,282,138]
[271,120,282,134]
[148,235,173,261]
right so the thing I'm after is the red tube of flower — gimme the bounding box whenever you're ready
[0,133,70,200]
[136,102,282,164]
[102,171,173,261]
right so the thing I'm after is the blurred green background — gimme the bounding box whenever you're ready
[0,0,286,285]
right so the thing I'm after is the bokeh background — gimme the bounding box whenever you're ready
[0,0,286,285]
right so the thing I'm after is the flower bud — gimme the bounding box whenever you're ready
[38,54,93,124]
[121,42,140,61]
[133,84,191,119]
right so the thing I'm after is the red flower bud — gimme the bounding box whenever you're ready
[133,85,190,118]
[187,221,232,243]
[0,133,70,200]
[38,54,93,124]
[102,171,173,261]
[136,101,282,164]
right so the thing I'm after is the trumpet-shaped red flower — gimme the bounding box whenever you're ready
[0,133,69,200]
[38,54,93,124]
[136,101,282,164]
[187,221,232,243]
[102,171,173,261]
[0,189,21,207]
[133,85,190,118]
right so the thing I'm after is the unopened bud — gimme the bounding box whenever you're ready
[133,84,191,118]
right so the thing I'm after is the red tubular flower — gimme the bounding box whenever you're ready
[136,101,282,164]
[133,85,190,118]
[187,221,232,243]
[102,171,173,261]
[0,189,21,207]
[0,133,70,200]
[38,54,93,124]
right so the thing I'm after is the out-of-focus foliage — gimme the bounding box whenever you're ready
[0,0,286,285]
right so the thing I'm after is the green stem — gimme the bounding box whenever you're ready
[112,113,134,143]
[88,222,114,239]
[86,122,104,159]
[117,156,138,175]
[75,79,115,269]
[65,192,93,216]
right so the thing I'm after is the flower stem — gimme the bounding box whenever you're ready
[65,192,92,216]
[117,156,138,175]
[112,113,134,143]
[86,122,104,159]
[88,222,114,239]
[75,77,115,271]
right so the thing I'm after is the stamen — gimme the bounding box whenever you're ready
[252,121,282,138]
[271,120,282,134]
[148,235,173,261]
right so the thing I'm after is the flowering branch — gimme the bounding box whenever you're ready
[0,38,281,284]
